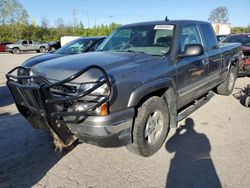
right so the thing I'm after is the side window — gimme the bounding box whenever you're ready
[200,24,218,51]
[22,41,28,45]
[179,25,202,53]
[241,35,250,46]
[29,41,33,44]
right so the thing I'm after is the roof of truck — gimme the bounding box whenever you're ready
[120,20,210,27]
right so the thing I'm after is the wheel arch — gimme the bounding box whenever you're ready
[127,78,178,128]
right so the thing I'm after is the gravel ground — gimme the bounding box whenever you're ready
[0,53,250,188]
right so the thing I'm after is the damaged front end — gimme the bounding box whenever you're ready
[6,65,111,150]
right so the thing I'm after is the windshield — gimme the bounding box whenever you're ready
[55,38,93,54]
[97,24,175,56]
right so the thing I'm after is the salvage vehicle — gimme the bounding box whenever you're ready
[6,40,49,54]
[6,19,241,157]
[222,34,250,76]
[21,36,106,71]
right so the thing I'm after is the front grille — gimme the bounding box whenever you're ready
[6,65,111,123]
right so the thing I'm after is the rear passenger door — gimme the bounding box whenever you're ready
[28,41,34,50]
[200,24,222,88]
[176,24,209,108]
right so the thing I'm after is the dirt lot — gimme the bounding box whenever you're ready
[0,53,250,188]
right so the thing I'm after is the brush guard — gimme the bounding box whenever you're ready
[6,65,111,147]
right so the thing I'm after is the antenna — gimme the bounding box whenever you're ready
[165,16,169,21]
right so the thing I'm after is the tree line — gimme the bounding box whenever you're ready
[0,23,120,42]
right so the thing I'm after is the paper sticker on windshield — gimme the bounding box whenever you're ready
[154,25,174,30]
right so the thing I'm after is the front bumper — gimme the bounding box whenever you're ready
[5,47,12,52]
[68,108,135,147]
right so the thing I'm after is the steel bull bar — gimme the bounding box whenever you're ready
[6,65,111,147]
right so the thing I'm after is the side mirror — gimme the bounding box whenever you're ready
[179,44,204,58]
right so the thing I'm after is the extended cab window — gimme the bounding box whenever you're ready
[98,24,175,56]
[200,24,218,50]
[179,25,202,53]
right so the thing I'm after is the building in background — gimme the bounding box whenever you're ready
[212,23,231,35]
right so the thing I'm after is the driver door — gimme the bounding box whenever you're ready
[175,24,209,108]
[21,40,29,51]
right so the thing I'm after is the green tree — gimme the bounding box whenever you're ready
[0,0,29,24]
[208,6,229,24]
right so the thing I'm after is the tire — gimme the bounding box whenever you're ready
[127,96,170,157]
[12,48,20,54]
[50,47,56,52]
[39,47,46,53]
[245,96,250,108]
[216,66,237,95]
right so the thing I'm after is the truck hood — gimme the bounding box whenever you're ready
[22,53,65,68]
[32,52,164,82]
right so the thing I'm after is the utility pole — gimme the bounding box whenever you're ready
[87,10,89,28]
[72,9,77,33]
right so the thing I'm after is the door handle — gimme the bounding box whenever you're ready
[202,59,209,65]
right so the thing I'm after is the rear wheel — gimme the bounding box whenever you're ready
[245,96,250,107]
[216,65,237,95]
[12,48,20,54]
[39,47,46,53]
[127,96,170,157]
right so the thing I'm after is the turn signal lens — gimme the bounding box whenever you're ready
[100,103,108,116]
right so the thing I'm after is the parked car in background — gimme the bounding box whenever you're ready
[48,41,61,52]
[216,34,227,42]
[6,40,49,54]
[222,34,250,55]
[21,36,105,70]
[0,42,12,52]
[222,34,250,76]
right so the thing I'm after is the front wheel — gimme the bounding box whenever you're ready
[12,48,20,54]
[127,96,170,157]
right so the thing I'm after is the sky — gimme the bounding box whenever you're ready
[19,0,250,28]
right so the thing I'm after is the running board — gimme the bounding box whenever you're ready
[177,91,215,122]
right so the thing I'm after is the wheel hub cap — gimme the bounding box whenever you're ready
[145,110,164,145]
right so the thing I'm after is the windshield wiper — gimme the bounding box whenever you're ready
[117,49,145,54]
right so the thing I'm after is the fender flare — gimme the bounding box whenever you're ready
[128,78,178,128]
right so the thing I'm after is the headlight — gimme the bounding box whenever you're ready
[77,82,109,116]
[79,82,108,95]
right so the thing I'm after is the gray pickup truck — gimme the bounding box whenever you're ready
[6,19,241,157]
[6,40,49,54]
